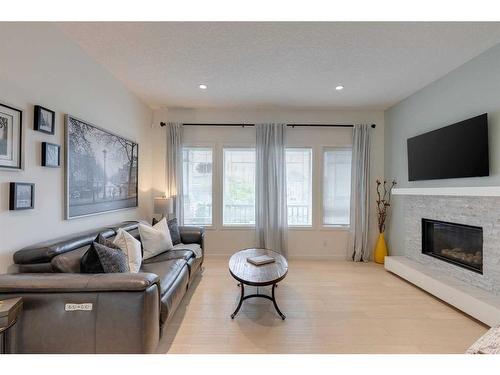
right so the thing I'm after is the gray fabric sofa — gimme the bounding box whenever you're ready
[0,221,204,353]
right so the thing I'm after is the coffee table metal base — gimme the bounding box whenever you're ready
[230,283,286,320]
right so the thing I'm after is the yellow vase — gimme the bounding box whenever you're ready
[374,232,388,264]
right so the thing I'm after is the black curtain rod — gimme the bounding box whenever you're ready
[160,122,376,128]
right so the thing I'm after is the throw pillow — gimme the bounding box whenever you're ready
[93,242,129,273]
[152,217,181,245]
[81,234,120,273]
[167,218,181,245]
[139,217,173,260]
[113,228,142,273]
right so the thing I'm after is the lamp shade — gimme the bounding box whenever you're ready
[154,197,173,216]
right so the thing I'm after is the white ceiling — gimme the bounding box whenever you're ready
[58,22,500,110]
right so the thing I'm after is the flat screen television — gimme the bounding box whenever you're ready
[407,113,489,181]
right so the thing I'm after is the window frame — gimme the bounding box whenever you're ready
[222,146,257,228]
[320,146,352,229]
[181,144,215,228]
[285,146,314,228]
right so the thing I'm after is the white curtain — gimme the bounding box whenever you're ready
[256,123,288,257]
[166,122,184,224]
[349,124,371,262]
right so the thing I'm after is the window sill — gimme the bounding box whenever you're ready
[221,225,255,230]
[288,225,314,231]
[320,225,350,231]
[183,224,216,230]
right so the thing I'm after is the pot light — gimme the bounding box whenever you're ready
[199,84,208,90]
[335,85,344,91]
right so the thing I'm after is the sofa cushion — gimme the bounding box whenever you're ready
[187,256,202,280]
[140,259,187,296]
[142,249,194,264]
[159,265,189,324]
[172,243,202,258]
[51,246,87,273]
[13,227,115,265]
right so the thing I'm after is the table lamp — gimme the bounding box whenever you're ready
[154,196,173,219]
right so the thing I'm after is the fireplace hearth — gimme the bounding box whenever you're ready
[422,218,483,274]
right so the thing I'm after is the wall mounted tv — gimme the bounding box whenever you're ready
[407,113,489,181]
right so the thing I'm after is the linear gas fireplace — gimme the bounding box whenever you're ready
[422,218,483,274]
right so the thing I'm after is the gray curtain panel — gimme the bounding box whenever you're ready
[256,123,288,257]
[349,124,371,262]
[166,122,184,224]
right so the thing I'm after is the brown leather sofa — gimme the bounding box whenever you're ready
[0,221,204,353]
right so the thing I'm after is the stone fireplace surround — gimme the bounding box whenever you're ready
[385,188,500,327]
[404,195,500,295]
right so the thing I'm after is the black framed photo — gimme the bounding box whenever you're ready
[0,102,23,170]
[42,142,60,167]
[34,105,55,135]
[9,182,35,210]
[65,115,138,219]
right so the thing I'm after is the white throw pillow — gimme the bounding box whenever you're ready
[138,218,173,260]
[113,228,142,273]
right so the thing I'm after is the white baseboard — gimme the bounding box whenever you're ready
[385,256,500,327]
[205,253,346,261]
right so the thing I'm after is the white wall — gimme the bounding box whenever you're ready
[152,107,384,259]
[0,23,154,272]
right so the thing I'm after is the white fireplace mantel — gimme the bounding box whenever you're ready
[392,186,500,197]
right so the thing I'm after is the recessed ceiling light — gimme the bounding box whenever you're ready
[335,85,344,91]
[199,84,208,90]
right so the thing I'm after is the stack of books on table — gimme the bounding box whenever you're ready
[247,255,275,266]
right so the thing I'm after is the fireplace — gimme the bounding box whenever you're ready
[422,218,483,274]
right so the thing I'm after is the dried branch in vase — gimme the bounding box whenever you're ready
[376,179,397,233]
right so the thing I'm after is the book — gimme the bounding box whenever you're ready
[247,255,275,266]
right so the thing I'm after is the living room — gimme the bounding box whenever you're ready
[1,1,500,372]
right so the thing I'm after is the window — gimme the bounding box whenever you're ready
[286,148,312,226]
[223,148,256,225]
[323,148,352,226]
[182,147,213,225]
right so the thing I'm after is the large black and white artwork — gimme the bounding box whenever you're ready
[65,115,138,219]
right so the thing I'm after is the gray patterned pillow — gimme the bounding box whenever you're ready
[167,218,181,245]
[93,242,130,273]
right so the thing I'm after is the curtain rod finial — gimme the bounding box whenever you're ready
[371,124,376,129]
[160,122,166,127]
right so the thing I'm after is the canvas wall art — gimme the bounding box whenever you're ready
[0,103,22,170]
[10,182,35,210]
[34,105,55,134]
[42,142,60,167]
[65,115,138,219]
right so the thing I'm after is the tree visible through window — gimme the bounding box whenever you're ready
[182,147,213,225]
[223,148,255,225]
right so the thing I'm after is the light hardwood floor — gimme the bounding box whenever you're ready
[157,257,488,354]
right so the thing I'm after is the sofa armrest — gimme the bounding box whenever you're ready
[0,272,159,293]
[179,226,205,248]
[0,272,161,353]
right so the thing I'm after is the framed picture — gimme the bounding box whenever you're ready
[0,103,22,170]
[65,115,138,219]
[42,142,60,167]
[9,182,35,210]
[34,105,55,134]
